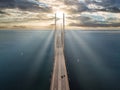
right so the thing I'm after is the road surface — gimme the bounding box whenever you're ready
[50,30,70,90]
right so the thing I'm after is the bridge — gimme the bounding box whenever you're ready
[50,14,70,90]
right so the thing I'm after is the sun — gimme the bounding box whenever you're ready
[56,10,64,19]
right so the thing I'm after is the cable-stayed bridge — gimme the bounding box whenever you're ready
[50,14,70,90]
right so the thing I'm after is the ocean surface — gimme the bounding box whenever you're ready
[0,30,120,90]
[64,30,120,90]
[0,30,54,90]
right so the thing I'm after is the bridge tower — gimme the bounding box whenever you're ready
[50,13,70,90]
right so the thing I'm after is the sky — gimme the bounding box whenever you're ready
[0,0,120,30]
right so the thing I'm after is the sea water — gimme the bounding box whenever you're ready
[0,30,120,90]
[0,30,54,90]
[65,30,120,90]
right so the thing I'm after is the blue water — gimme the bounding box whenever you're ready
[1,30,120,90]
[0,30,54,90]
[65,30,120,90]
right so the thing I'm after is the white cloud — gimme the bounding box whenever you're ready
[0,0,120,29]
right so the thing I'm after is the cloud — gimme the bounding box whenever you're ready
[69,22,120,27]
[85,0,120,12]
[63,0,120,28]
[64,0,120,13]
[68,12,120,27]
[64,0,88,13]
[0,10,6,14]
[0,0,120,29]
[0,0,52,12]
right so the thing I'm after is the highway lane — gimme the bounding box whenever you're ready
[50,30,70,90]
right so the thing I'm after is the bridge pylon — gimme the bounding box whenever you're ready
[50,13,70,90]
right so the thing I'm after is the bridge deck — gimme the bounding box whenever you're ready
[50,30,70,90]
